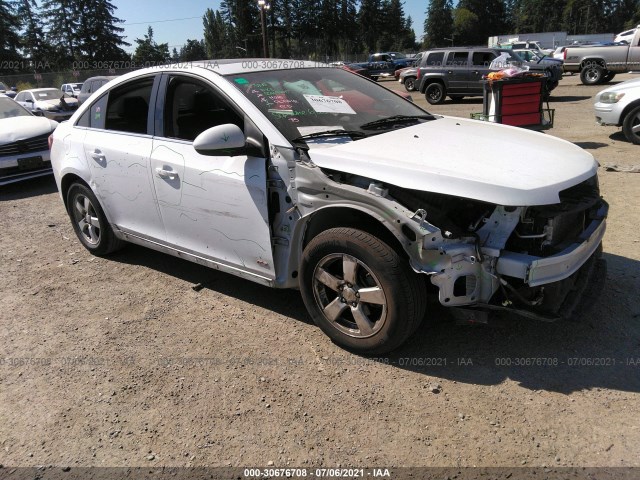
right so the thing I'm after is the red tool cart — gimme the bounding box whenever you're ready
[471,76,554,130]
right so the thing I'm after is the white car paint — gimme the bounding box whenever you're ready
[594,75,640,124]
[49,61,608,352]
[0,97,58,184]
[309,117,597,206]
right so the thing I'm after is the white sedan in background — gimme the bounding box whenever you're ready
[15,88,79,121]
[0,94,58,185]
[595,76,640,144]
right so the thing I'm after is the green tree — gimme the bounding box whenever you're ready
[16,0,49,66]
[132,26,170,64]
[41,0,80,64]
[454,0,507,46]
[75,0,129,62]
[358,0,381,52]
[423,0,454,48]
[203,8,235,58]
[1,1,22,70]
[179,39,206,61]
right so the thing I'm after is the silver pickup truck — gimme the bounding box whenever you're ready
[563,27,640,85]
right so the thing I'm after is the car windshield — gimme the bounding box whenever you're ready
[33,89,66,100]
[227,67,433,145]
[0,97,32,118]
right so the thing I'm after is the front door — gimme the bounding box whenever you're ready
[150,74,275,279]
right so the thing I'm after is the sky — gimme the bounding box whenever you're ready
[112,0,430,54]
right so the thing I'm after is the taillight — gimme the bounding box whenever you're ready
[563,48,567,60]
[416,68,421,80]
[48,134,54,150]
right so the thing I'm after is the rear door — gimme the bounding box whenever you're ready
[81,74,166,241]
[444,50,471,93]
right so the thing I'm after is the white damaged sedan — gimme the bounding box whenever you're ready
[50,61,607,353]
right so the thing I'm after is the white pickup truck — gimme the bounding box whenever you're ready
[563,27,640,85]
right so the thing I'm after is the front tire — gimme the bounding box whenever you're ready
[580,64,604,85]
[425,82,445,105]
[66,183,124,256]
[622,105,640,145]
[300,228,426,354]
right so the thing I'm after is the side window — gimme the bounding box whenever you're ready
[446,51,469,67]
[105,77,154,134]
[425,51,444,67]
[472,52,497,67]
[162,76,242,141]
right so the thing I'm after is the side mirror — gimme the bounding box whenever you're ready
[193,124,246,156]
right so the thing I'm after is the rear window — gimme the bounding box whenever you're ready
[423,51,444,67]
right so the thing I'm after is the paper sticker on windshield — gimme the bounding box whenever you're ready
[303,95,356,114]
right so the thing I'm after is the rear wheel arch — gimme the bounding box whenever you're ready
[60,173,89,209]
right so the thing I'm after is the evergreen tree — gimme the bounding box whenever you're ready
[16,0,49,65]
[41,0,80,63]
[179,39,206,61]
[358,0,381,52]
[75,0,129,62]
[423,0,454,48]
[1,0,24,69]
[454,0,507,45]
[132,26,170,64]
[203,8,233,58]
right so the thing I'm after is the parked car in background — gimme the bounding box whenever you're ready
[0,81,17,99]
[502,40,553,55]
[15,88,78,121]
[563,28,640,84]
[50,60,607,353]
[61,82,83,98]
[399,66,418,91]
[594,76,640,144]
[512,48,564,67]
[77,76,117,105]
[615,26,640,44]
[416,47,562,104]
[0,94,58,185]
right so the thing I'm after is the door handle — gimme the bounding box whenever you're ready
[90,149,105,161]
[155,167,178,180]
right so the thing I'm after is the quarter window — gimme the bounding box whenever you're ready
[472,52,497,67]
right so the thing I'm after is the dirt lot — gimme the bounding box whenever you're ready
[1,73,639,471]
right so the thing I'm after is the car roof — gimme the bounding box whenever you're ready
[21,88,61,92]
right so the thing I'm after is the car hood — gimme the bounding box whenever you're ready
[600,76,640,93]
[36,98,78,108]
[0,116,58,143]
[307,117,598,206]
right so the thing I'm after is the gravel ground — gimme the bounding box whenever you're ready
[1,73,639,470]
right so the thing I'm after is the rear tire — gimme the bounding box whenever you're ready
[425,82,445,105]
[300,228,426,354]
[580,64,604,85]
[403,76,416,91]
[602,71,616,83]
[66,183,124,256]
[622,105,640,145]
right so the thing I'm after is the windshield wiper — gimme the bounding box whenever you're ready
[290,129,367,144]
[360,114,435,130]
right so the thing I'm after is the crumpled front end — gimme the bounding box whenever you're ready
[403,175,607,321]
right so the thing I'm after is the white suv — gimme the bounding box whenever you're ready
[50,61,607,353]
